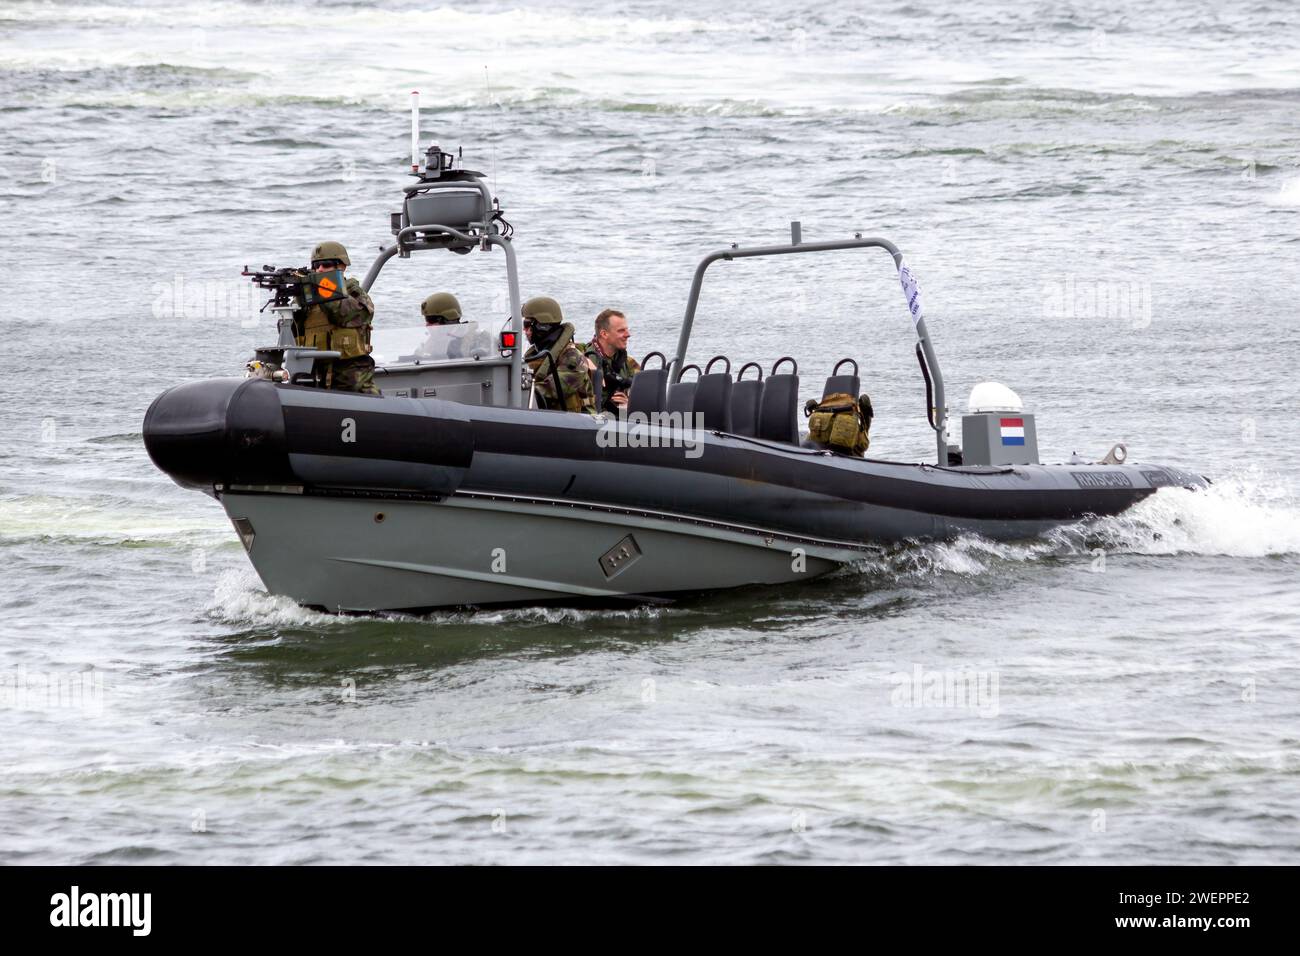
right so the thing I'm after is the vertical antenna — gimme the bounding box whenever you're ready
[484,66,498,194]
[410,90,420,173]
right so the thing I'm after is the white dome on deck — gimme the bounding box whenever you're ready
[968,382,1024,414]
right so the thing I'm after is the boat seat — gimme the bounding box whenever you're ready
[664,364,701,419]
[757,357,800,444]
[730,362,764,437]
[627,351,669,416]
[693,356,733,432]
[822,358,861,399]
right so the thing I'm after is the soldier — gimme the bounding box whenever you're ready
[297,240,378,394]
[419,291,491,360]
[584,308,641,413]
[420,291,463,359]
[421,291,462,327]
[522,295,596,413]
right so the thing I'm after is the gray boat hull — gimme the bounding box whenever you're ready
[144,378,1206,611]
[223,490,868,612]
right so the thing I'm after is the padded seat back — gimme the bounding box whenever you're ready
[822,358,861,399]
[730,362,764,437]
[757,357,800,444]
[664,364,701,419]
[693,356,733,431]
[628,351,669,416]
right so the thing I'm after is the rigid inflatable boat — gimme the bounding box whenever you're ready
[143,105,1205,612]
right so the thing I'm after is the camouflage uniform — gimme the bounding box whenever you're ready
[584,340,641,414]
[298,276,378,394]
[331,358,377,394]
[522,295,596,413]
[530,338,596,413]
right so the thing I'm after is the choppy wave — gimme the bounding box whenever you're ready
[205,568,343,629]
[84,432,142,445]
[455,603,680,625]
[6,0,1300,113]
[15,80,1286,122]
[205,566,684,628]
[0,2,728,37]
[854,472,1300,583]
[0,494,231,545]
[1077,474,1300,558]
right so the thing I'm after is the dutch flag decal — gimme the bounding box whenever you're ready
[1000,417,1025,446]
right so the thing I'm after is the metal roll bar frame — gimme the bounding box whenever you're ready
[671,227,948,464]
[360,220,525,409]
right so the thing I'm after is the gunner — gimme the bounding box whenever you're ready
[297,241,378,394]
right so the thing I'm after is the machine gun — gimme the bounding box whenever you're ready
[241,265,349,387]
[242,265,347,312]
[242,265,308,312]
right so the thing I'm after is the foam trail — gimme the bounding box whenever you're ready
[1075,473,1300,558]
[204,568,680,627]
[205,568,341,629]
[0,496,231,545]
[850,472,1300,584]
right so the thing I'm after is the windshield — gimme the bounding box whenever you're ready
[371,320,497,366]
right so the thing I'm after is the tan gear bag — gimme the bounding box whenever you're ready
[807,392,871,457]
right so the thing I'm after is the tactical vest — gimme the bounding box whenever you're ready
[526,323,587,412]
[807,392,872,457]
[297,287,371,362]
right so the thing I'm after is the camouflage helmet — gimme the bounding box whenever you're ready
[421,291,462,323]
[522,295,563,326]
[310,240,350,267]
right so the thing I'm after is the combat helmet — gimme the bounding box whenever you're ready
[421,292,462,324]
[522,295,564,326]
[310,240,350,268]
